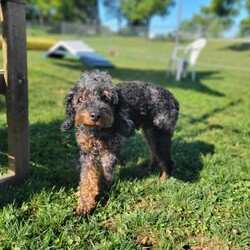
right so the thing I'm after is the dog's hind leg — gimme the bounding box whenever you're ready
[143,127,174,180]
[143,128,159,171]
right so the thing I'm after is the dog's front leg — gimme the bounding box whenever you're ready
[74,155,102,216]
[100,152,117,190]
[100,136,125,190]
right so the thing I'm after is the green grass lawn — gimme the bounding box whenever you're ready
[0,36,249,249]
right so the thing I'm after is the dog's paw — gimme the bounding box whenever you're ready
[159,168,173,180]
[159,171,168,180]
[73,200,95,216]
[73,191,80,197]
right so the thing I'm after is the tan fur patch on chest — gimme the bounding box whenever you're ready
[76,133,108,153]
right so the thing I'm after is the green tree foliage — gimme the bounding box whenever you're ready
[201,0,240,27]
[239,0,250,37]
[180,0,242,38]
[27,0,99,24]
[103,0,123,32]
[73,0,99,24]
[103,0,121,20]
[103,0,175,33]
[209,0,239,17]
[103,0,174,36]
[247,0,250,13]
[27,0,60,25]
[180,12,229,38]
[53,0,75,22]
[120,0,175,26]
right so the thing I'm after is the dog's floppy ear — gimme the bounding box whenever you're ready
[113,91,135,136]
[61,90,75,132]
[115,113,135,136]
[110,87,119,105]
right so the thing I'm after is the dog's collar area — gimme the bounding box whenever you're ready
[80,123,112,134]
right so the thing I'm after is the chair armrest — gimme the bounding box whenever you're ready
[173,46,186,53]
[179,45,196,61]
[172,46,189,59]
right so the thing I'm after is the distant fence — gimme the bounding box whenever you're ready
[24,21,250,40]
[26,21,108,37]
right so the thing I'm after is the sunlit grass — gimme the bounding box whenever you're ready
[0,36,249,249]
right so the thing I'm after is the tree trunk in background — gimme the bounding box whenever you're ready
[146,18,150,38]
[117,9,122,35]
[38,10,44,26]
[94,0,100,34]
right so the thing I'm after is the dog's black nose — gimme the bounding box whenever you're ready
[90,112,101,122]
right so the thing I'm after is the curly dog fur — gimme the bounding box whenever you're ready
[61,70,179,215]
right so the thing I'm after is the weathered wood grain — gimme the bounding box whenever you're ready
[0,0,30,185]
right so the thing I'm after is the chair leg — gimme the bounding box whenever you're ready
[166,60,172,78]
[182,61,188,78]
[175,61,183,81]
[192,65,196,81]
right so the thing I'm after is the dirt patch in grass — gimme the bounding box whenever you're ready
[182,235,233,250]
[136,230,157,249]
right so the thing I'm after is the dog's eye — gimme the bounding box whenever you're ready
[101,91,111,103]
[78,97,88,103]
[101,95,111,103]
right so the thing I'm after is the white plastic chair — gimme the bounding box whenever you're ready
[167,38,207,81]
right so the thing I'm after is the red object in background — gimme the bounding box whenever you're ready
[108,50,116,56]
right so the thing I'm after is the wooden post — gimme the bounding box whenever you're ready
[0,0,30,185]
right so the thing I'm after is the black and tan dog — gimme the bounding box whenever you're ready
[61,70,179,215]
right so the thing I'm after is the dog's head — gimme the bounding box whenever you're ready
[61,70,120,132]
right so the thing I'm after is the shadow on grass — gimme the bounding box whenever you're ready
[48,57,85,73]
[0,117,215,209]
[109,68,225,97]
[0,96,6,112]
[172,137,214,182]
[51,59,225,97]
[0,127,8,175]
[118,133,214,183]
[181,99,242,126]
[0,62,223,208]
[221,42,250,51]
[30,68,79,87]
[0,120,79,208]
